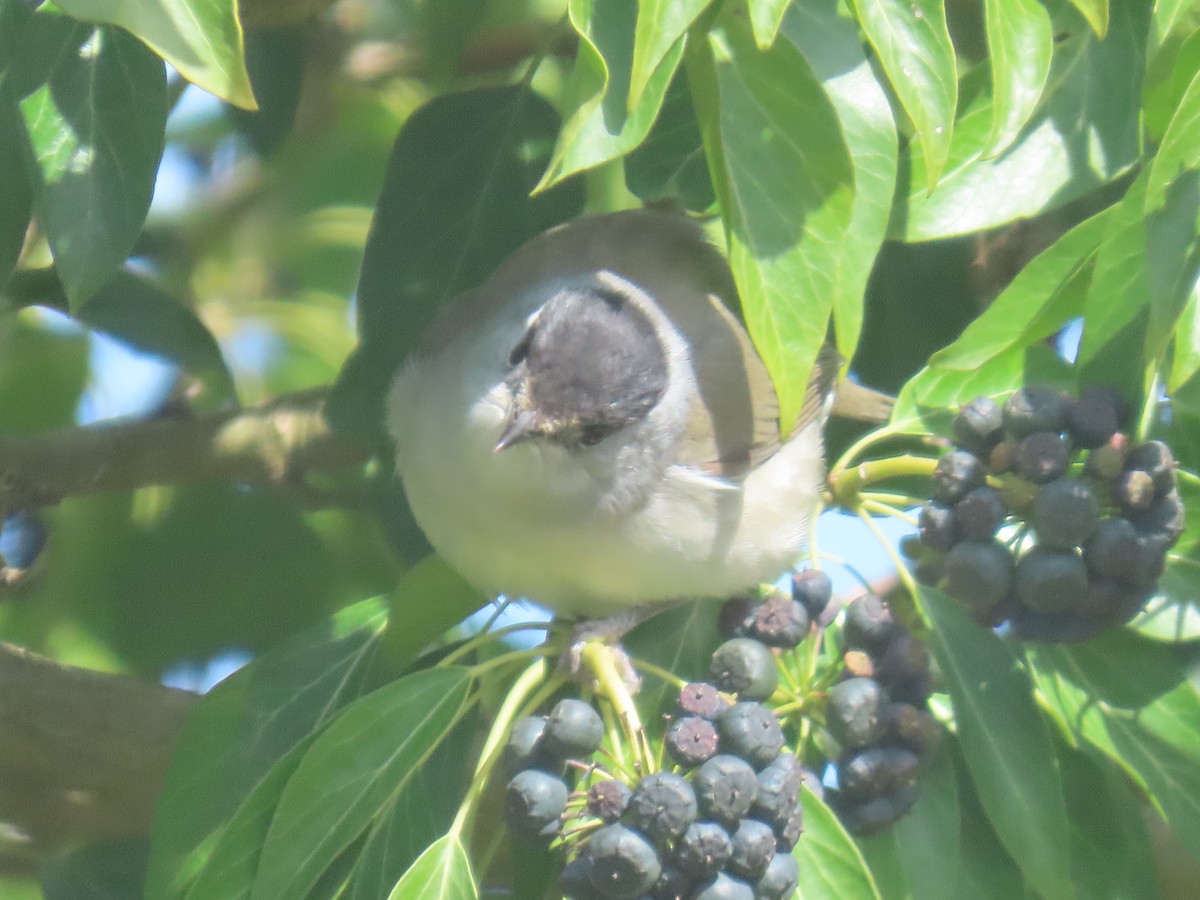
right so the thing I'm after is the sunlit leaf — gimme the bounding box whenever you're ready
[794,788,882,898]
[20,25,165,306]
[782,0,898,368]
[849,0,956,191]
[385,835,477,900]
[53,0,254,108]
[629,0,709,103]
[690,9,855,431]
[1067,0,1110,37]
[982,0,1052,156]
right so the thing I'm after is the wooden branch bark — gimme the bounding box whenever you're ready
[0,388,370,518]
[0,643,196,868]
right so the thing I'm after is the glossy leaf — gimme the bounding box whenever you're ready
[892,3,1147,241]
[629,0,709,104]
[918,587,1073,900]
[20,25,166,306]
[385,835,477,900]
[747,0,790,49]
[982,0,1053,156]
[250,667,472,900]
[1067,0,1110,37]
[781,0,899,367]
[1144,5,1200,139]
[536,0,683,190]
[691,10,855,432]
[380,556,485,670]
[1170,277,1200,391]
[850,0,956,191]
[328,85,583,442]
[53,0,253,108]
[146,599,388,900]
[794,788,882,899]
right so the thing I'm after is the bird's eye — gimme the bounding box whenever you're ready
[508,326,534,367]
[579,424,610,447]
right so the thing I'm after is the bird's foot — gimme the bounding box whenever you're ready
[559,601,678,694]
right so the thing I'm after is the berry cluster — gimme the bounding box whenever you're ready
[825,595,939,835]
[912,386,1184,642]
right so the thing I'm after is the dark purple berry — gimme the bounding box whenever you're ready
[843,594,899,653]
[932,450,986,503]
[826,677,885,750]
[942,539,1015,613]
[692,872,755,900]
[587,824,662,898]
[544,699,604,759]
[839,783,920,836]
[1064,392,1119,449]
[1115,469,1156,514]
[718,596,757,638]
[1130,488,1186,548]
[1016,547,1089,614]
[693,755,758,824]
[953,396,1004,454]
[749,593,809,648]
[625,773,698,844]
[504,716,549,772]
[1015,431,1070,483]
[673,821,732,880]
[1003,386,1066,438]
[717,702,786,771]
[679,682,728,719]
[588,779,632,822]
[754,851,800,900]
[727,818,776,880]
[792,569,833,619]
[1032,477,1099,549]
[918,503,958,551]
[954,486,1006,541]
[1126,441,1177,493]
[839,746,920,801]
[666,716,721,768]
[882,702,941,760]
[504,770,568,834]
[710,638,778,701]
[1084,517,1140,581]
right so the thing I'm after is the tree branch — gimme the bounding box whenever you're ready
[0,643,196,868]
[0,388,371,517]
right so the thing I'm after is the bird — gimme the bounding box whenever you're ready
[387,209,870,625]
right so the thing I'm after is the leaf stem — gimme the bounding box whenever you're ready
[829,454,939,506]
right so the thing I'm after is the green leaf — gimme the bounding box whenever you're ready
[1077,174,1150,398]
[385,835,477,900]
[849,0,956,191]
[0,90,32,284]
[146,599,388,900]
[380,556,485,671]
[182,743,310,900]
[536,0,683,190]
[52,0,254,108]
[892,3,1147,241]
[892,208,1111,424]
[794,788,882,899]
[954,741,1037,900]
[747,0,790,49]
[1031,639,1200,864]
[1170,276,1200,391]
[629,0,710,104]
[890,742,961,900]
[781,0,898,367]
[918,586,1074,900]
[982,0,1053,157]
[1143,66,1200,366]
[1144,4,1200,139]
[250,667,473,900]
[20,25,166,306]
[690,10,855,431]
[345,714,475,900]
[327,85,583,443]
[1067,0,1110,37]
[1061,748,1159,900]
[623,67,715,211]
[73,270,236,403]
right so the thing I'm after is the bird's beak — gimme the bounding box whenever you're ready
[494,407,539,452]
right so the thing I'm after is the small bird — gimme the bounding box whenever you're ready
[388,210,861,623]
